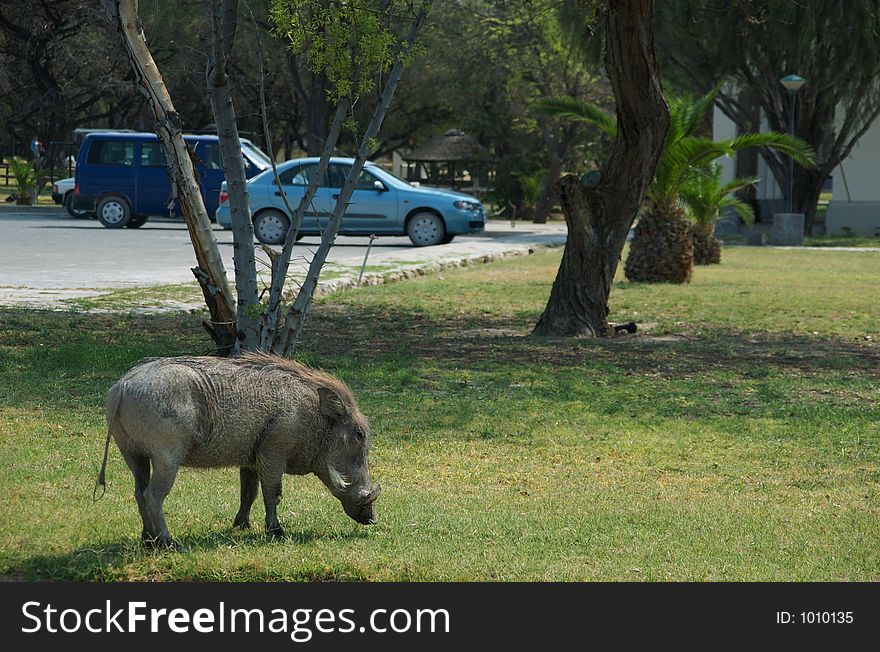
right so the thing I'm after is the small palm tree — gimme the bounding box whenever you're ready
[8,156,40,206]
[681,165,756,264]
[513,170,544,220]
[536,86,815,282]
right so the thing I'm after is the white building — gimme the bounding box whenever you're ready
[714,104,880,236]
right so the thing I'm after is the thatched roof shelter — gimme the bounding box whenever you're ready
[403,129,490,163]
[401,130,492,195]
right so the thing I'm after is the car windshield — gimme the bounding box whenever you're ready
[241,141,272,169]
[367,165,411,188]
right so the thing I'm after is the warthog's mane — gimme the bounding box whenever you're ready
[231,352,359,412]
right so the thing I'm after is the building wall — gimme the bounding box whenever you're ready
[715,101,880,236]
[825,115,880,236]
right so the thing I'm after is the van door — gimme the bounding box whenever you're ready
[82,138,137,209]
[196,140,226,218]
[136,139,171,216]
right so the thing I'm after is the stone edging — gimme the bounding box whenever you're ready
[312,244,552,298]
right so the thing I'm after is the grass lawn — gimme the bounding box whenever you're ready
[0,246,878,581]
[804,235,880,248]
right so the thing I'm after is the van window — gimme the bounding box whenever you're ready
[201,142,223,170]
[140,141,164,167]
[87,140,136,166]
[280,163,322,186]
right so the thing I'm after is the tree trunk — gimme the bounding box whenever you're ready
[206,0,259,353]
[690,222,721,265]
[274,4,431,355]
[533,145,561,224]
[533,0,669,337]
[624,202,694,282]
[106,0,236,353]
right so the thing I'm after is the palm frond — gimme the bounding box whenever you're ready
[533,96,617,138]
[727,132,816,168]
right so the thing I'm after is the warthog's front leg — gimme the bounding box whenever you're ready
[233,467,259,529]
[257,463,284,539]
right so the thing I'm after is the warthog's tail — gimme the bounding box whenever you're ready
[94,384,123,502]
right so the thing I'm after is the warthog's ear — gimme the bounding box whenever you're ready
[317,386,347,420]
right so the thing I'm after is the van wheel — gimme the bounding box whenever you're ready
[126,215,149,228]
[64,192,91,219]
[97,195,132,228]
[254,209,290,245]
[407,211,445,246]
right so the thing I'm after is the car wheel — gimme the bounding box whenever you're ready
[126,215,149,228]
[407,211,446,247]
[254,209,290,245]
[64,192,91,219]
[441,234,455,244]
[97,195,132,228]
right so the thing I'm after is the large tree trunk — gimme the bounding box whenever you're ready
[533,0,669,337]
[206,0,259,353]
[106,0,236,353]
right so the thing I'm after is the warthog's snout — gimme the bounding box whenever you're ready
[343,484,381,525]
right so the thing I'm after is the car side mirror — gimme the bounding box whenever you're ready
[373,180,386,192]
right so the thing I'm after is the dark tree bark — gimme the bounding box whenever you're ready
[533,0,669,337]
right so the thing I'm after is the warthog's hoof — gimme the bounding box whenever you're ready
[232,515,251,529]
[266,526,285,540]
[142,533,177,550]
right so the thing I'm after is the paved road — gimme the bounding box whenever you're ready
[0,206,566,307]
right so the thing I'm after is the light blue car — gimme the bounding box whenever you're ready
[215,157,486,246]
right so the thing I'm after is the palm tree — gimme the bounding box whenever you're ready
[681,165,756,264]
[536,86,815,282]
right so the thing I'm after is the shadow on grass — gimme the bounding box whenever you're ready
[304,302,879,378]
[10,526,369,581]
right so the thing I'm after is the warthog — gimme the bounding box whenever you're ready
[96,353,380,547]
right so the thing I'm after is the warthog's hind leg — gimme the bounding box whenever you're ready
[142,453,179,548]
[121,451,152,542]
[233,467,259,529]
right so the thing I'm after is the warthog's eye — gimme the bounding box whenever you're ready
[353,426,366,440]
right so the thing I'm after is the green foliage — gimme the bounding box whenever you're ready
[8,157,39,204]
[536,85,815,214]
[270,0,407,102]
[513,170,545,206]
[681,165,756,227]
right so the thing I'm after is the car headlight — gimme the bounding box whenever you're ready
[453,200,481,211]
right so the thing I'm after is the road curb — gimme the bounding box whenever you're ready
[312,242,559,298]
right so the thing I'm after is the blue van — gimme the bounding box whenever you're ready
[72,132,270,228]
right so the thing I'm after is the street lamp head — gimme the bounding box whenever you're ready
[780,74,806,93]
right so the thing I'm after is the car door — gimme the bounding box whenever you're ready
[136,139,172,216]
[328,163,398,233]
[270,163,334,234]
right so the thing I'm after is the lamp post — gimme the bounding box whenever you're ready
[780,74,806,214]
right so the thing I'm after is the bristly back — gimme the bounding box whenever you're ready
[232,352,359,410]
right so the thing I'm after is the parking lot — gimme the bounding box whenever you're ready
[0,206,566,308]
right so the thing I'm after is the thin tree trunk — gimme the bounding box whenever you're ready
[533,0,669,337]
[534,143,561,224]
[207,0,259,353]
[105,0,236,353]
[259,100,349,351]
[274,2,431,355]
